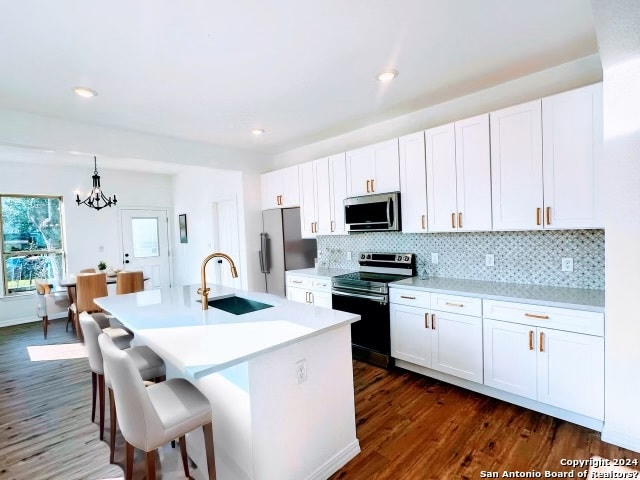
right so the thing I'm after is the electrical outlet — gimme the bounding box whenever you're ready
[346,251,352,261]
[485,254,495,267]
[431,252,439,264]
[561,257,574,272]
[296,359,307,384]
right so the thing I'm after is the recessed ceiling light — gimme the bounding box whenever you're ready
[377,70,398,82]
[73,86,98,98]
[251,128,264,136]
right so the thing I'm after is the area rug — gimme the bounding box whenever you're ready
[27,343,87,361]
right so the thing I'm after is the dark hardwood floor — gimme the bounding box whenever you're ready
[1,320,637,479]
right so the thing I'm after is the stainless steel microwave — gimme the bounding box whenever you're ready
[344,192,401,232]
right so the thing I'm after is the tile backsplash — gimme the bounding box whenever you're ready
[317,230,604,289]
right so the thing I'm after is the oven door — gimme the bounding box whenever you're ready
[332,288,392,368]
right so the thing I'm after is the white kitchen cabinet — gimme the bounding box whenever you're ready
[483,300,604,420]
[542,83,603,229]
[260,165,300,209]
[286,273,332,308]
[425,114,492,232]
[298,161,318,238]
[399,131,428,232]
[490,100,543,230]
[315,157,331,235]
[390,288,483,383]
[328,153,347,235]
[346,138,400,197]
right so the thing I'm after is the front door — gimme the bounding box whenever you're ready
[119,208,171,289]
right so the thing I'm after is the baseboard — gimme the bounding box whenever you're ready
[601,427,640,453]
[0,316,38,328]
[305,439,361,480]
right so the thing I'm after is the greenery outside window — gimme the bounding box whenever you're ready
[1,195,65,295]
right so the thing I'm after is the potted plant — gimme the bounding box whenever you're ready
[97,261,107,271]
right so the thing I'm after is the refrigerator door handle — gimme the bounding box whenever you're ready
[259,233,269,273]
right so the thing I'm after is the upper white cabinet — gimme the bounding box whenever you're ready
[399,132,428,233]
[542,83,603,229]
[327,153,348,235]
[346,138,400,197]
[490,100,544,230]
[298,161,318,238]
[490,83,602,231]
[425,123,457,231]
[260,165,300,210]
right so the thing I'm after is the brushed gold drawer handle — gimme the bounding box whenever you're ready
[445,302,464,307]
[371,179,375,192]
[529,330,534,350]
[546,207,551,225]
[431,313,436,330]
[539,332,544,352]
[536,207,541,226]
[424,312,429,329]
[421,214,426,230]
[451,212,456,229]
[366,179,371,193]
[400,295,416,300]
[525,313,549,320]
[458,212,462,229]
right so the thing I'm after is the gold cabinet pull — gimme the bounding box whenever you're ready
[539,332,544,352]
[400,295,416,300]
[431,313,436,330]
[546,207,551,225]
[421,214,426,230]
[279,195,283,206]
[536,207,541,226]
[529,330,534,350]
[309,292,313,304]
[451,212,456,229]
[424,312,429,329]
[366,179,370,193]
[305,291,309,303]
[445,302,464,307]
[458,212,462,229]
[331,220,335,232]
[525,313,549,320]
[371,179,375,192]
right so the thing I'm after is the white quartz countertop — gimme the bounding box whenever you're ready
[94,284,360,379]
[390,277,604,312]
[286,267,356,278]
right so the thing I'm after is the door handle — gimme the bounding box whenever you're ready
[370,179,375,192]
[529,331,534,350]
[424,312,429,329]
[536,207,542,226]
[546,207,551,225]
[539,332,544,352]
[366,179,371,193]
[421,214,426,230]
[451,212,456,229]
[458,212,462,229]
[431,313,435,330]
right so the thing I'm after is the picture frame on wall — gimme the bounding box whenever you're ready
[179,214,188,243]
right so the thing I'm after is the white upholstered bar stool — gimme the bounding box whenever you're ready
[79,312,166,463]
[99,333,216,480]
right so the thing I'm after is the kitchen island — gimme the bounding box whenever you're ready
[94,284,361,480]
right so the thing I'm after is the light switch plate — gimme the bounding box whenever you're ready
[431,252,439,264]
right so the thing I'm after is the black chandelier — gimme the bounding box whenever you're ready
[76,156,117,211]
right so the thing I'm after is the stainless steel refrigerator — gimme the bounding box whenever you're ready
[259,208,317,297]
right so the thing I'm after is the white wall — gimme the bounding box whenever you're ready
[0,160,172,326]
[592,0,640,452]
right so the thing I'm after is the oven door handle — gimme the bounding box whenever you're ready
[332,289,388,304]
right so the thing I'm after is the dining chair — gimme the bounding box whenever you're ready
[79,268,96,273]
[116,271,144,295]
[99,333,216,480]
[80,312,166,464]
[34,280,72,339]
[72,272,108,341]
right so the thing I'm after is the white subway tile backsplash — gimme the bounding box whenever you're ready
[317,230,604,289]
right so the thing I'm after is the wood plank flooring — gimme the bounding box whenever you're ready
[1,320,637,479]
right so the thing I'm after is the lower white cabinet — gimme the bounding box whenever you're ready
[483,301,604,420]
[390,289,483,383]
[286,273,332,308]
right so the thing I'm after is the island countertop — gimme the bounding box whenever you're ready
[94,284,360,379]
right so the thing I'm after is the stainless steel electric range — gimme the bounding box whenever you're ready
[331,252,415,368]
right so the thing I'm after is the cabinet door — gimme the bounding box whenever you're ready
[312,290,332,309]
[346,145,374,196]
[431,311,483,383]
[287,286,310,304]
[314,157,332,235]
[372,138,400,194]
[399,132,428,233]
[280,165,300,208]
[329,153,347,235]
[542,83,603,229]
[490,100,543,230]
[483,319,537,399]
[455,114,492,231]
[426,123,458,232]
[260,170,282,210]
[537,328,604,419]
[298,161,317,238]
[390,304,431,367]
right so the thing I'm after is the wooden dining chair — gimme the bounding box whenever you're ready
[80,268,96,273]
[74,272,108,341]
[116,271,144,295]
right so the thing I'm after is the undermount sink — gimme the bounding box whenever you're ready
[200,295,273,315]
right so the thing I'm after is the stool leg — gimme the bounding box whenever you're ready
[125,442,134,480]
[98,373,105,440]
[91,372,97,422]
[179,435,189,478]
[43,315,48,339]
[109,388,116,463]
[203,422,216,480]
[145,450,157,480]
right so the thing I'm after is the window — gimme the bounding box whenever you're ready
[0,195,65,295]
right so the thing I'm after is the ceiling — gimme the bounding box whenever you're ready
[0,0,599,157]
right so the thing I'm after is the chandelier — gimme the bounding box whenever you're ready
[76,156,117,210]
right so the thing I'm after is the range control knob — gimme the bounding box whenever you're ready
[404,256,409,261]
[366,254,372,260]
[396,255,402,261]
[360,254,365,259]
